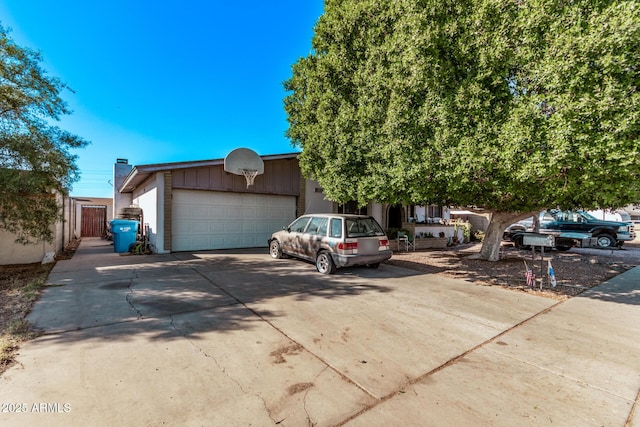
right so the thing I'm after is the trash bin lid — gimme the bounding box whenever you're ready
[110,219,139,232]
[110,219,139,225]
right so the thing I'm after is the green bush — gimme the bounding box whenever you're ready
[472,230,485,242]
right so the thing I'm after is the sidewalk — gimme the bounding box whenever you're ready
[0,238,638,426]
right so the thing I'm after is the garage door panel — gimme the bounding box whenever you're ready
[172,190,296,251]
[192,222,211,234]
[174,205,194,219]
[208,206,224,217]
[209,222,227,233]
[193,236,210,248]
[173,221,194,234]
[223,222,243,234]
[193,206,209,217]
[240,207,259,219]
[266,207,289,220]
[223,206,238,217]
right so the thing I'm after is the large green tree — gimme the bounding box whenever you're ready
[0,24,88,244]
[285,0,640,260]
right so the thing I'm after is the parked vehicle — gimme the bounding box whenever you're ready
[269,214,392,274]
[585,209,632,223]
[503,218,534,240]
[508,210,635,250]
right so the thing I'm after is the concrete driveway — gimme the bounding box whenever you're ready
[0,238,639,426]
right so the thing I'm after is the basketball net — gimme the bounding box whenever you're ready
[241,169,259,188]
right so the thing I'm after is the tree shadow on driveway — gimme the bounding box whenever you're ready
[28,245,412,345]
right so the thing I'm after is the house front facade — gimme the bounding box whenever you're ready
[115,151,463,254]
[116,153,332,253]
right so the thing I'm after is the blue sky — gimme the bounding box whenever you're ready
[0,1,324,197]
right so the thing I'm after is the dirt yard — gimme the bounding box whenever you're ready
[0,263,53,328]
[0,239,79,373]
[388,241,640,299]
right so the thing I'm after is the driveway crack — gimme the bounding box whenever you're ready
[301,365,328,427]
[627,385,640,426]
[125,278,143,319]
[168,314,279,424]
[186,264,380,403]
[486,346,637,402]
[335,299,567,426]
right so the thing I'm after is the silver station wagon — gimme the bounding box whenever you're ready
[268,214,393,274]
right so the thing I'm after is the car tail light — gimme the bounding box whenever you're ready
[379,239,389,248]
[338,242,358,251]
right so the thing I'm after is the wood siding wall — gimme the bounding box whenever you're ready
[171,158,300,196]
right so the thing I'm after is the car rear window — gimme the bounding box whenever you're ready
[346,217,385,238]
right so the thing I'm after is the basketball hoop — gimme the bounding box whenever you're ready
[242,169,259,188]
[224,148,264,188]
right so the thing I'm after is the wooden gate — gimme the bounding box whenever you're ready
[81,206,106,237]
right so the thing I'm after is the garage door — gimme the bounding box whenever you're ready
[172,190,296,251]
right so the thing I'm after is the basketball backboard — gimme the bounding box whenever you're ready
[224,148,264,187]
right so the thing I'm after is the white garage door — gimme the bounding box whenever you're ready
[172,190,296,251]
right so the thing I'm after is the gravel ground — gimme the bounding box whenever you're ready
[387,241,640,300]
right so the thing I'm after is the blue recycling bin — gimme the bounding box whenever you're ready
[110,219,139,253]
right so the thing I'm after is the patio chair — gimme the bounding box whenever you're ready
[397,231,415,251]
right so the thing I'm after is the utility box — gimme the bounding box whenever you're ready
[110,219,139,253]
[523,233,555,247]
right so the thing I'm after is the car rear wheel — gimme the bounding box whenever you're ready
[316,251,336,274]
[366,263,380,269]
[595,234,616,248]
[269,240,283,259]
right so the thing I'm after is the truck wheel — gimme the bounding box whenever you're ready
[513,235,528,250]
[555,245,571,251]
[595,234,616,248]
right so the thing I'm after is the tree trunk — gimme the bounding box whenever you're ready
[470,210,538,261]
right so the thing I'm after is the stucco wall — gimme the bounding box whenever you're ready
[303,179,333,214]
[0,230,58,265]
[132,175,158,252]
[1,194,68,265]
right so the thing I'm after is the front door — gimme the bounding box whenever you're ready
[388,205,403,229]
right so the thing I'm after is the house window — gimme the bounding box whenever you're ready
[338,201,367,215]
[414,205,443,223]
[427,205,443,218]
